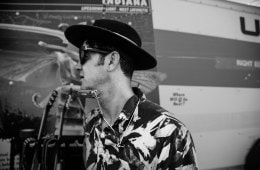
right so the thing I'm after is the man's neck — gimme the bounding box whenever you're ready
[98,81,134,126]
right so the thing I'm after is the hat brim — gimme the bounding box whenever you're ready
[64,25,157,70]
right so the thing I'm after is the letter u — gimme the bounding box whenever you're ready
[240,16,260,36]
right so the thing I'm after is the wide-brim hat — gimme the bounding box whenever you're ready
[64,19,157,70]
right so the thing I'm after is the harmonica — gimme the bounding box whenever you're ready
[74,89,98,98]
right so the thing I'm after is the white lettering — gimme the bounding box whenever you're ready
[236,59,253,67]
[102,0,148,6]
[81,6,103,11]
[105,7,117,11]
[126,0,133,6]
[119,7,129,11]
[141,0,148,6]
[115,0,121,5]
[254,61,260,68]
[106,0,114,5]
[130,8,148,12]
[133,0,140,6]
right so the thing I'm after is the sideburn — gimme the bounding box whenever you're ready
[96,55,106,66]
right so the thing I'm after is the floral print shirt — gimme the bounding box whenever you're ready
[83,91,198,170]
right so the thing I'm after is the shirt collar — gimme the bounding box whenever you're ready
[85,88,144,136]
[91,88,144,131]
[120,87,144,119]
[120,94,139,120]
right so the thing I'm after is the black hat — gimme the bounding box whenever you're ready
[64,19,157,70]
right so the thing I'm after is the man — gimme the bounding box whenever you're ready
[64,19,198,170]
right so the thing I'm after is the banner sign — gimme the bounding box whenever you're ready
[0,0,156,169]
[0,0,155,117]
[215,57,260,70]
[0,0,150,13]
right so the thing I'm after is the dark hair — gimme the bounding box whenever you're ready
[88,40,134,78]
[117,49,134,78]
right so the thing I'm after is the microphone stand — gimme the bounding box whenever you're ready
[54,88,72,170]
[31,90,58,170]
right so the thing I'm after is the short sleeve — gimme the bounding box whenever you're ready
[157,123,198,170]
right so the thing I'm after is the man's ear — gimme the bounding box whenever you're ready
[106,51,120,71]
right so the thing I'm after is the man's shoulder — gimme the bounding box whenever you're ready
[138,99,187,129]
[138,99,167,115]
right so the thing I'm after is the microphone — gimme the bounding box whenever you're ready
[73,89,98,98]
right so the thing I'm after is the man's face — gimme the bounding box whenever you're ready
[78,43,110,90]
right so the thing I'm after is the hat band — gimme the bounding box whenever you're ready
[113,32,138,47]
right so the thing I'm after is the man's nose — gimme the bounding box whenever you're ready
[75,62,84,78]
[75,62,82,70]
